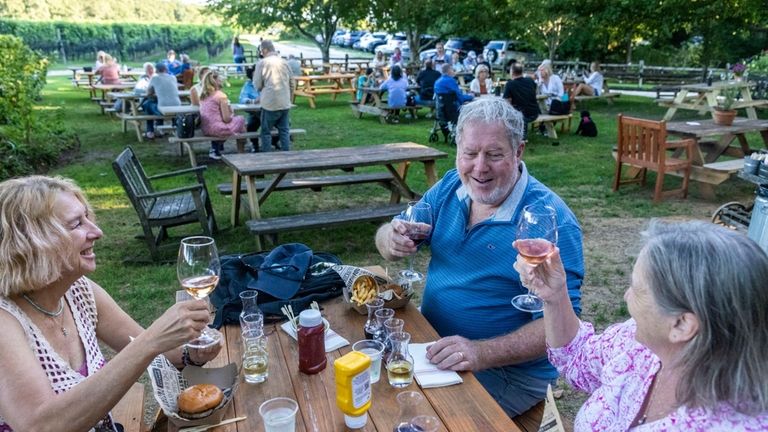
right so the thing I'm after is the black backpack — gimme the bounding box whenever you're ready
[175,113,197,139]
[209,245,345,328]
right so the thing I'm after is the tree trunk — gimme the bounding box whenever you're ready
[625,36,633,64]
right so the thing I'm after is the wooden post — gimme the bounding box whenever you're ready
[638,60,644,88]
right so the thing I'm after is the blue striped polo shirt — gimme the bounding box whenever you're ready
[415,163,584,381]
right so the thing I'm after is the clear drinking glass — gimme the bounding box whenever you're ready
[397,201,433,283]
[259,397,298,432]
[511,204,558,313]
[177,236,222,348]
[364,298,385,340]
[352,339,386,383]
[240,290,263,334]
[242,329,269,383]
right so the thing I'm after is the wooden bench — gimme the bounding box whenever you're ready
[654,85,682,99]
[117,113,166,142]
[112,382,146,432]
[574,92,620,105]
[294,87,355,108]
[531,114,573,139]
[168,129,307,166]
[245,203,406,244]
[350,101,423,124]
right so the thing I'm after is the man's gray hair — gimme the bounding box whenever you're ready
[440,63,453,74]
[639,219,768,414]
[260,40,275,53]
[455,97,525,151]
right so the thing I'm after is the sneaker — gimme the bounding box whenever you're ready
[208,149,222,160]
[144,131,155,140]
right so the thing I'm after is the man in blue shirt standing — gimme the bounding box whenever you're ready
[375,97,584,418]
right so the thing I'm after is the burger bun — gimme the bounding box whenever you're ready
[177,384,224,419]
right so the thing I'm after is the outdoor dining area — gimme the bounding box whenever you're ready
[5,3,768,427]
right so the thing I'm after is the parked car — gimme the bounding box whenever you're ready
[359,32,388,52]
[332,30,348,46]
[445,37,485,61]
[483,40,538,66]
[376,33,407,55]
[342,30,366,48]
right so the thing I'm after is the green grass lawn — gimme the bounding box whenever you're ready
[36,69,757,327]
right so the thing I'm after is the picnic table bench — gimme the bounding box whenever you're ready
[531,114,573,139]
[168,129,307,166]
[660,80,768,121]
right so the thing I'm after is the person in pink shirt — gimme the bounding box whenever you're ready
[514,220,768,431]
[95,54,120,85]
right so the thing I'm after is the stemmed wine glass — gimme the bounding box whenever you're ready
[511,204,557,312]
[177,236,222,348]
[398,201,433,283]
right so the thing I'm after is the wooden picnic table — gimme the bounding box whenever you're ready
[351,85,421,124]
[664,118,768,198]
[221,142,447,249]
[660,80,768,121]
[292,73,357,108]
[160,294,523,432]
[158,103,263,116]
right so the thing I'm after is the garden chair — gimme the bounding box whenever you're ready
[112,146,217,260]
[612,114,694,203]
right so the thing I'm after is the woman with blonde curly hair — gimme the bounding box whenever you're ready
[0,176,220,431]
[199,71,246,160]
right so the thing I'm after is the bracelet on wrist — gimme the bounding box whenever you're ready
[182,345,206,368]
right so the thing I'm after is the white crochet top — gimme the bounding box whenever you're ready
[0,277,117,431]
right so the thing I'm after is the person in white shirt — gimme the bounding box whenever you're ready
[537,62,563,109]
[572,62,604,97]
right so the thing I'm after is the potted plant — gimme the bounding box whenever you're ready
[731,62,747,81]
[713,88,738,126]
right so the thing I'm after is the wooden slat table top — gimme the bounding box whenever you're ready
[680,80,753,91]
[666,118,768,137]
[221,142,448,177]
[210,296,520,432]
[293,73,356,81]
[91,83,135,91]
[158,103,263,116]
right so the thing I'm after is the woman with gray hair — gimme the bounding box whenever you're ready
[514,220,768,430]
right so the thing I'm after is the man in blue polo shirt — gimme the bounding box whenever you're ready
[375,97,584,417]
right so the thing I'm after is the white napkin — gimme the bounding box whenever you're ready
[280,321,350,352]
[409,343,464,388]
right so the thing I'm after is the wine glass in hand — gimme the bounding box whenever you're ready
[512,204,557,312]
[398,201,433,283]
[178,236,222,348]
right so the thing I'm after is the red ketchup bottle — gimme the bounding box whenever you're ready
[298,309,327,374]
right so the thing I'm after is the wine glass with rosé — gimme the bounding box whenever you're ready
[177,236,222,348]
[398,201,433,283]
[511,204,557,312]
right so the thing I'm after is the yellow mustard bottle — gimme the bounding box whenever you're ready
[334,351,372,429]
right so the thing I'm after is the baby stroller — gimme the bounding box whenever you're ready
[428,92,459,145]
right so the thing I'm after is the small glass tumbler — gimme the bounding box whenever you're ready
[259,397,298,432]
[384,318,405,338]
[352,339,386,384]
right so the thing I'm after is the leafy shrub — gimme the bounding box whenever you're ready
[748,53,768,75]
[0,35,78,180]
[0,20,231,61]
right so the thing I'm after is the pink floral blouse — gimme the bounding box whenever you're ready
[548,319,768,431]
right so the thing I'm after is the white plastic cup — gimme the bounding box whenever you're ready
[352,339,386,384]
[259,397,298,432]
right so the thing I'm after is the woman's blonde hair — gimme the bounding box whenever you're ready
[200,70,221,99]
[475,65,489,78]
[0,176,93,296]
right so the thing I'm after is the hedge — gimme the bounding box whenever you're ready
[0,20,231,62]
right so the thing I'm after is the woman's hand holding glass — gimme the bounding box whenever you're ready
[512,245,568,306]
[177,236,222,349]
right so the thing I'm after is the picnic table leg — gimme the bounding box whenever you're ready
[544,122,558,139]
[385,163,414,203]
[423,160,437,186]
[663,90,688,121]
[741,88,759,120]
[705,92,719,118]
[244,175,262,220]
[231,171,242,226]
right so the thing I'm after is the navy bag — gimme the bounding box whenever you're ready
[209,243,344,328]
